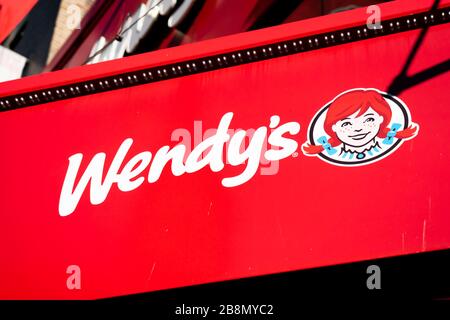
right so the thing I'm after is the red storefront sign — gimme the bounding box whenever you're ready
[0,0,449,299]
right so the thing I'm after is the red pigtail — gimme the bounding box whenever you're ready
[380,124,418,140]
[302,143,324,154]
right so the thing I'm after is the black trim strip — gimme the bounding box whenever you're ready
[1,6,449,112]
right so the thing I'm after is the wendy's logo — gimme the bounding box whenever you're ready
[302,88,419,166]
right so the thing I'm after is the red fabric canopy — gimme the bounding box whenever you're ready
[0,0,449,299]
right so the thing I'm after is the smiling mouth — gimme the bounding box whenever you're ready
[349,132,369,140]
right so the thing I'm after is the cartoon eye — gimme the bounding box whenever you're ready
[364,117,375,123]
[341,121,352,127]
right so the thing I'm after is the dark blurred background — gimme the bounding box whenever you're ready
[0,0,390,82]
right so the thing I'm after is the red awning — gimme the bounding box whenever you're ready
[0,0,449,299]
[0,0,37,43]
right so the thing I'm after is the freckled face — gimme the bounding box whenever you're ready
[332,107,383,147]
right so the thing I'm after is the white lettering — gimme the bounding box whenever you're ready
[87,0,187,64]
[222,127,267,187]
[118,151,152,192]
[59,113,300,216]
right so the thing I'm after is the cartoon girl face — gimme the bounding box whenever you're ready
[331,107,384,147]
[302,89,419,165]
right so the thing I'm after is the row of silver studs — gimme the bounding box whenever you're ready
[1,7,448,111]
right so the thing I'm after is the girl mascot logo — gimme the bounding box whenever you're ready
[302,88,419,166]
